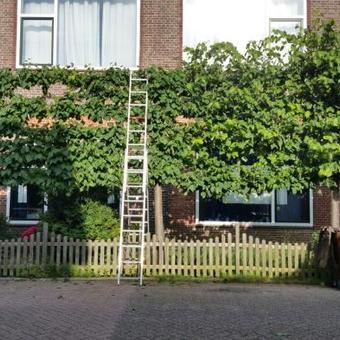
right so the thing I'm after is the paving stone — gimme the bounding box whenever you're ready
[0,281,340,339]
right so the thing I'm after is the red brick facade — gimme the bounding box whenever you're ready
[0,187,6,216]
[0,0,339,241]
[308,0,340,27]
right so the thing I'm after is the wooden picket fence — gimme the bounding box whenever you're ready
[0,225,317,278]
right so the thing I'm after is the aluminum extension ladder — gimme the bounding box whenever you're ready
[117,71,149,285]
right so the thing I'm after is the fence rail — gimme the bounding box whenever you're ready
[0,225,317,278]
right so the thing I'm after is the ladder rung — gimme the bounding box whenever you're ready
[131,78,148,82]
[130,103,146,107]
[129,130,145,133]
[122,260,142,264]
[127,169,144,174]
[128,143,144,146]
[123,214,144,217]
[128,208,144,211]
[122,229,143,233]
[122,244,142,248]
[127,185,143,188]
[127,155,144,160]
[125,200,144,203]
[131,91,147,94]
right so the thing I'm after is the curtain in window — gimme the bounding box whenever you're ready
[58,0,101,67]
[21,19,53,64]
[58,0,137,67]
[102,0,137,67]
[268,0,304,17]
[22,0,54,14]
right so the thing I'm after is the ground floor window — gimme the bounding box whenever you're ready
[197,189,311,225]
[8,185,44,221]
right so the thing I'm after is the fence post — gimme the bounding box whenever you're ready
[42,223,48,265]
[235,224,240,275]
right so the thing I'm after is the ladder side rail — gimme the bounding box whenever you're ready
[118,71,133,284]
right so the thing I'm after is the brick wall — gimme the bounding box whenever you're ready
[308,0,340,27]
[0,186,7,216]
[0,0,17,68]
[140,0,182,68]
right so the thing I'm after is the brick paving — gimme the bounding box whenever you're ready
[0,280,339,339]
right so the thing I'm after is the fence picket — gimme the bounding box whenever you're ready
[56,234,61,267]
[3,240,8,276]
[145,234,151,276]
[164,238,169,276]
[261,240,267,277]
[221,235,226,277]
[281,244,286,277]
[208,239,214,277]
[274,242,279,277]
[248,236,254,275]
[190,240,195,277]
[294,243,299,276]
[288,243,293,276]
[9,239,15,277]
[242,233,247,275]
[75,239,80,266]
[69,238,74,267]
[152,234,157,276]
[171,239,176,276]
[62,236,68,266]
[196,240,201,277]
[177,239,182,276]
[268,241,273,278]
[227,233,232,276]
[42,223,48,265]
[35,233,41,266]
[29,234,34,265]
[183,240,188,277]
[235,225,240,275]
[16,237,21,276]
[202,239,207,277]
[255,238,260,277]
[215,237,220,278]
[50,233,55,265]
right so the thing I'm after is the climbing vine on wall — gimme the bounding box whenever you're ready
[0,20,339,198]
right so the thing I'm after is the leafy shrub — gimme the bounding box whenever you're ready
[80,199,120,240]
[40,191,120,240]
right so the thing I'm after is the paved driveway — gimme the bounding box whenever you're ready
[0,280,339,339]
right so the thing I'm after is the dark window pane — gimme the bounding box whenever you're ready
[10,185,44,220]
[275,190,310,223]
[199,193,271,223]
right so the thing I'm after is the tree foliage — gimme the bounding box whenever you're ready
[0,20,339,199]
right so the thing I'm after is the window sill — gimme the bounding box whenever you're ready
[8,220,39,226]
[15,64,139,71]
[195,221,313,228]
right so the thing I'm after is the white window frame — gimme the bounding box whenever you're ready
[16,0,141,70]
[6,186,48,226]
[267,0,307,34]
[195,189,313,228]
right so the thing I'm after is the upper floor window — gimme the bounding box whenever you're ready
[18,0,139,68]
[183,0,306,53]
